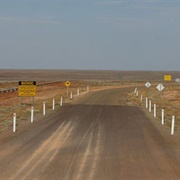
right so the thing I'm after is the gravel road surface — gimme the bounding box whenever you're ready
[0,88,179,180]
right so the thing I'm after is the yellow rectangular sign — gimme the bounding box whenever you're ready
[164,75,172,81]
[18,81,36,96]
[18,85,36,96]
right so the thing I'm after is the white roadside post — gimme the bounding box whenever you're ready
[53,98,55,110]
[136,91,138,97]
[149,100,151,112]
[134,88,137,94]
[31,107,34,123]
[171,116,175,135]
[154,104,156,118]
[13,113,16,132]
[146,97,148,108]
[161,109,164,125]
[60,96,63,106]
[140,94,143,102]
[70,92,73,100]
[43,102,46,116]
[77,88,80,95]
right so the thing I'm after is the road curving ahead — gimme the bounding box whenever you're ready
[0,87,179,179]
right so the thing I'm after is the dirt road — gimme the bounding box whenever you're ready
[0,88,179,180]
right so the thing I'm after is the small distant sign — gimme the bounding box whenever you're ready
[18,81,36,96]
[164,75,171,82]
[175,78,180,83]
[156,83,164,92]
[145,82,151,88]
[19,81,36,85]
[65,81,70,87]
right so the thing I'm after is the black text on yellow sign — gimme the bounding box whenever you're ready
[18,81,36,97]
[18,85,36,96]
[164,75,172,82]
[19,81,36,85]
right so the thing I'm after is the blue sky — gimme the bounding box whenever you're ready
[0,0,180,70]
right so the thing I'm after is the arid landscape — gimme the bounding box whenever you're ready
[0,69,179,133]
[0,69,179,179]
[0,69,180,81]
[1,0,180,178]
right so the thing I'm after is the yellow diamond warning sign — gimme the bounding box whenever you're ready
[65,81,70,87]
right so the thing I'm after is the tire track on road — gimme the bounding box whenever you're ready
[64,107,102,180]
[14,119,74,179]
[75,107,102,180]
[88,122,102,180]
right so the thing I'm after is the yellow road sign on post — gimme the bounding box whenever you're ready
[164,75,172,82]
[18,81,36,97]
[65,81,71,87]
[65,81,70,97]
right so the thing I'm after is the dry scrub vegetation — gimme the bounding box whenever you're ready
[0,79,179,134]
[128,82,180,131]
[0,81,89,133]
[0,80,124,133]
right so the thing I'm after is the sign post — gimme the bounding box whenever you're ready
[19,97,22,106]
[18,81,36,105]
[65,81,71,97]
[145,82,151,97]
[156,83,165,108]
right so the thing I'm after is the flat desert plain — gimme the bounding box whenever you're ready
[0,69,179,134]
